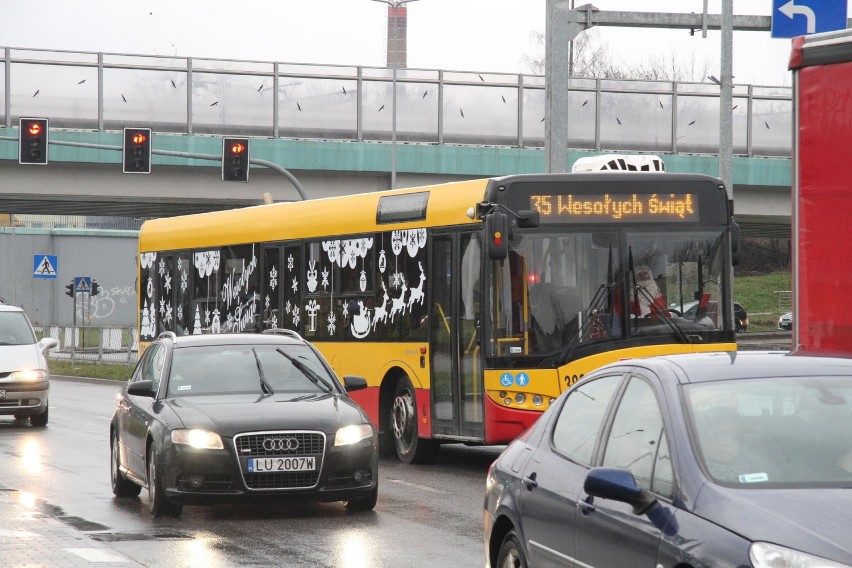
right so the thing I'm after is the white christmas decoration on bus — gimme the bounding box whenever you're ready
[194,250,220,278]
[327,312,337,335]
[372,282,390,330]
[211,309,221,333]
[269,265,278,290]
[140,252,157,269]
[307,261,318,293]
[321,267,330,290]
[390,277,407,323]
[305,300,320,332]
[351,301,371,339]
[407,262,426,310]
[379,249,387,273]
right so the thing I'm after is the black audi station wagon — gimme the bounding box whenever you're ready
[110,331,378,517]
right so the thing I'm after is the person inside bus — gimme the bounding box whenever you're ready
[614,265,667,319]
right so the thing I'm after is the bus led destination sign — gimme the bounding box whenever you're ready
[530,193,698,222]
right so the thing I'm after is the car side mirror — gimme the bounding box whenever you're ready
[584,467,657,515]
[39,337,59,351]
[127,380,156,397]
[343,375,368,393]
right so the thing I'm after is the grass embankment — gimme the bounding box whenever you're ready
[734,272,791,331]
[50,360,132,381]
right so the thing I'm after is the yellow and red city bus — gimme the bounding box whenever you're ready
[137,172,738,463]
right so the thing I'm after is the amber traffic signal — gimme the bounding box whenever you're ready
[222,137,250,182]
[19,118,49,165]
[123,127,152,174]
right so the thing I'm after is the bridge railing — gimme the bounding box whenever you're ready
[2,46,791,157]
[34,325,139,366]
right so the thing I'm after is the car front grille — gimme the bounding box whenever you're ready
[233,431,325,491]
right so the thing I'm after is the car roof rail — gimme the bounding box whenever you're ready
[261,328,304,341]
[157,331,177,342]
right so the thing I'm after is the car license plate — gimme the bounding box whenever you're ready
[248,456,316,473]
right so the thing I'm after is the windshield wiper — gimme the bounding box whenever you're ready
[275,348,335,393]
[547,282,615,368]
[628,248,695,344]
[251,348,275,395]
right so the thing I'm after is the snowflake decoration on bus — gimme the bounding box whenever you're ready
[164,304,173,325]
[163,272,172,293]
[292,306,300,327]
[321,267,330,290]
[205,309,211,326]
[177,305,183,323]
[158,258,166,276]
[180,271,188,292]
[288,254,294,271]
[265,295,271,309]
[177,258,182,271]
[269,265,278,290]
[327,312,337,335]
[159,297,166,317]
[291,276,299,295]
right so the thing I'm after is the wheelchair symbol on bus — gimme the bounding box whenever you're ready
[500,373,514,387]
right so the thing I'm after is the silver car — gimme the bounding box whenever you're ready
[0,304,58,426]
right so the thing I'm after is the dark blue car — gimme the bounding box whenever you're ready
[484,351,852,568]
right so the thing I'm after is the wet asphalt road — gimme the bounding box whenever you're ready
[0,378,502,567]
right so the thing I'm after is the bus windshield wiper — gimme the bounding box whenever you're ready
[275,348,335,393]
[549,282,614,368]
[251,348,275,395]
[633,281,696,344]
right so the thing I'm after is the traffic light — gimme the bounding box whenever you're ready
[65,281,75,298]
[91,280,100,296]
[485,212,509,260]
[19,118,48,165]
[222,137,250,182]
[123,127,152,174]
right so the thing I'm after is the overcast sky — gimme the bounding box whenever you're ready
[3,0,847,86]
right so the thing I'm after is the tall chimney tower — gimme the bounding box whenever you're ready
[386,5,408,69]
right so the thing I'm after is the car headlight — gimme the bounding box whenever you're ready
[750,542,848,568]
[9,369,46,382]
[334,424,373,446]
[171,429,224,450]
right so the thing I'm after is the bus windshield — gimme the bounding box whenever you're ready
[489,228,728,358]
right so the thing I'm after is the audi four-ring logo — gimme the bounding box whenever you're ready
[262,437,299,451]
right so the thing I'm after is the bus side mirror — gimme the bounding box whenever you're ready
[517,210,540,228]
[486,212,509,260]
[731,220,741,267]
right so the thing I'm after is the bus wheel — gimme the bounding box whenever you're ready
[391,377,439,464]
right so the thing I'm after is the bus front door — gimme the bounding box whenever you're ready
[430,233,484,441]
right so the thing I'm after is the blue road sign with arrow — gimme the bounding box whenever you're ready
[772,0,847,38]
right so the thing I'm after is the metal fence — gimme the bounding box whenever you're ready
[34,325,139,365]
[2,46,792,157]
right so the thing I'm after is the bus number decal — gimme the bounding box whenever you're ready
[563,374,584,388]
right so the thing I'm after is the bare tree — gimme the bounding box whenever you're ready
[524,29,716,82]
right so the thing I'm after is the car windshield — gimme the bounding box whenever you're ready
[166,344,339,396]
[0,311,37,346]
[685,376,852,487]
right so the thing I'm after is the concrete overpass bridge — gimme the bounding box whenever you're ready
[0,46,792,237]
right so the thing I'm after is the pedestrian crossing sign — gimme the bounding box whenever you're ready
[33,255,58,279]
[75,276,92,293]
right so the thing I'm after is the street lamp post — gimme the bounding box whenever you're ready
[372,0,418,190]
